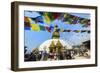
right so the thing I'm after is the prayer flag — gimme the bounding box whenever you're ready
[39,25,46,31]
[31,24,40,31]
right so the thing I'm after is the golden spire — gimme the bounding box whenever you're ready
[56,40,63,47]
[52,25,60,39]
[49,41,55,48]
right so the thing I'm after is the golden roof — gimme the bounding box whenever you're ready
[56,40,63,47]
[49,41,55,48]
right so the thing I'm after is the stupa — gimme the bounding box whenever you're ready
[39,25,72,53]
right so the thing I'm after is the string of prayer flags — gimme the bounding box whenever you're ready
[45,25,54,32]
[45,26,51,32]
[24,17,32,30]
[43,13,51,24]
[31,24,40,31]
[31,24,47,31]
[60,28,64,32]
[39,25,46,31]
[81,30,87,33]
[63,30,72,32]
[60,13,90,27]
[24,22,90,34]
[73,30,81,33]
[43,12,61,24]
[31,16,44,23]
[62,29,90,33]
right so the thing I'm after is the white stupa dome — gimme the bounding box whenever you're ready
[39,39,72,53]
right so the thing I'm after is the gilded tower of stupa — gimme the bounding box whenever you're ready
[52,25,60,39]
[49,25,64,55]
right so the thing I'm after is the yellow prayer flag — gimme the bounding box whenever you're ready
[76,30,80,33]
[31,24,40,31]
[60,29,64,32]
[24,17,32,23]
[44,13,50,24]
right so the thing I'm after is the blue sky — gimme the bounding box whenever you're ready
[24,11,90,52]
